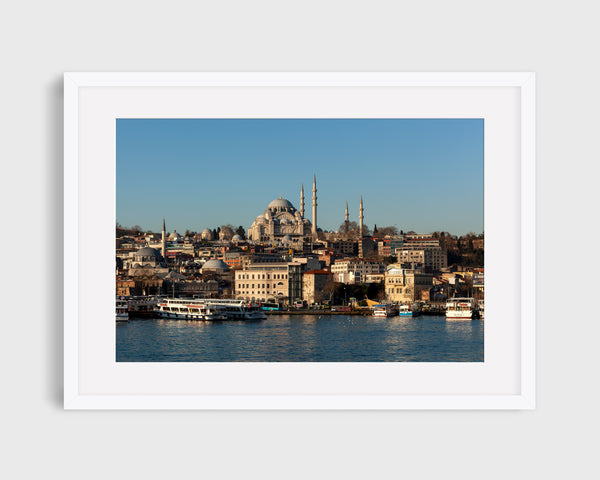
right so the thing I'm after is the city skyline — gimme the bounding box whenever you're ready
[117,119,484,235]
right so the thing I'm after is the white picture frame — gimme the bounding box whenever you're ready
[64,72,535,410]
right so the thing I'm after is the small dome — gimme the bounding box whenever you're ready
[268,198,294,210]
[134,247,161,258]
[282,235,291,243]
[202,259,230,271]
[200,228,213,240]
[232,234,242,242]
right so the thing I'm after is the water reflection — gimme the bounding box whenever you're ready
[117,315,484,362]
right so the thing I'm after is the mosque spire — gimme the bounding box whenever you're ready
[359,195,364,238]
[345,200,349,223]
[300,183,305,218]
[161,217,166,259]
[311,173,317,241]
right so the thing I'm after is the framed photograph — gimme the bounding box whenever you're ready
[64,72,535,409]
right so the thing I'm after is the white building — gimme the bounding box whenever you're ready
[330,259,385,284]
[395,247,447,272]
[234,261,303,304]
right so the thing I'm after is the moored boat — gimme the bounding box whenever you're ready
[373,303,398,317]
[398,303,421,317]
[445,297,477,319]
[116,297,129,322]
[127,295,159,318]
[156,298,266,321]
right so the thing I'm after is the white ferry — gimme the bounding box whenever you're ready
[156,298,266,321]
[445,297,477,319]
[156,298,227,321]
[116,298,129,322]
[201,298,267,321]
[398,303,421,317]
[372,304,398,317]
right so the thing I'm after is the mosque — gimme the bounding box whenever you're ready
[248,174,319,247]
[247,174,366,248]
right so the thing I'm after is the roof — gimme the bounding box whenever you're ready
[304,269,332,275]
[202,259,230,270]
[134,247,161,257]
[268,198,294,210]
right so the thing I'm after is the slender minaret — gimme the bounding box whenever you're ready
[345,201,349,223]
[161,217,166,258]
[311,173,318,241]
[300,183,305,218]
[359,195,364,238]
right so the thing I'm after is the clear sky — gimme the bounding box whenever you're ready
[116,119,483,236]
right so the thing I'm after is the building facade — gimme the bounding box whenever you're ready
[302,269,334,304]
[395,247,448,272]
[330,259,385,284]
[385,264,433,303]
[234,261,303,304]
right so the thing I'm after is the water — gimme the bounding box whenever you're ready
[116,314,484,362]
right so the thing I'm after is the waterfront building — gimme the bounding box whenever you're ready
[116,277,135,296]
[331,258,385,284]
[395,246,448,272]
[385,264,433,303]
[234,261,303,304]
[302,269,334,305]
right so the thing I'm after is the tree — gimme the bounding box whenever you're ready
[236,226,246,239]
[378,226,398,237]
[131,225,143,234]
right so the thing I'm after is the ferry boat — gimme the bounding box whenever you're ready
[127,295,159,318]
[201,298,268,321]
[116,298,129,322]
[156,298,266,321]
[398,303,421,317]
[372,304,398,317]
[156,298,227,321]
[477,299,484,319]
[445,297,477,319]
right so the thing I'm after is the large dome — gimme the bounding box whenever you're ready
[202,259,230,271]
[268,198,294,210]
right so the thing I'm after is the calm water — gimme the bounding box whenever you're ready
[116,314,484,362]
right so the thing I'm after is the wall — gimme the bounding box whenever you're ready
[2,1,597,479]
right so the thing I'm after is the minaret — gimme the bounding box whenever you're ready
[345,201,349,223]
[359,195,364,238]
[300,183,305,218]
[161,217,166,259]
[311,173,317,241]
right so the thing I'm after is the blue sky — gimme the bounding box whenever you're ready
[116,119,483,235]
